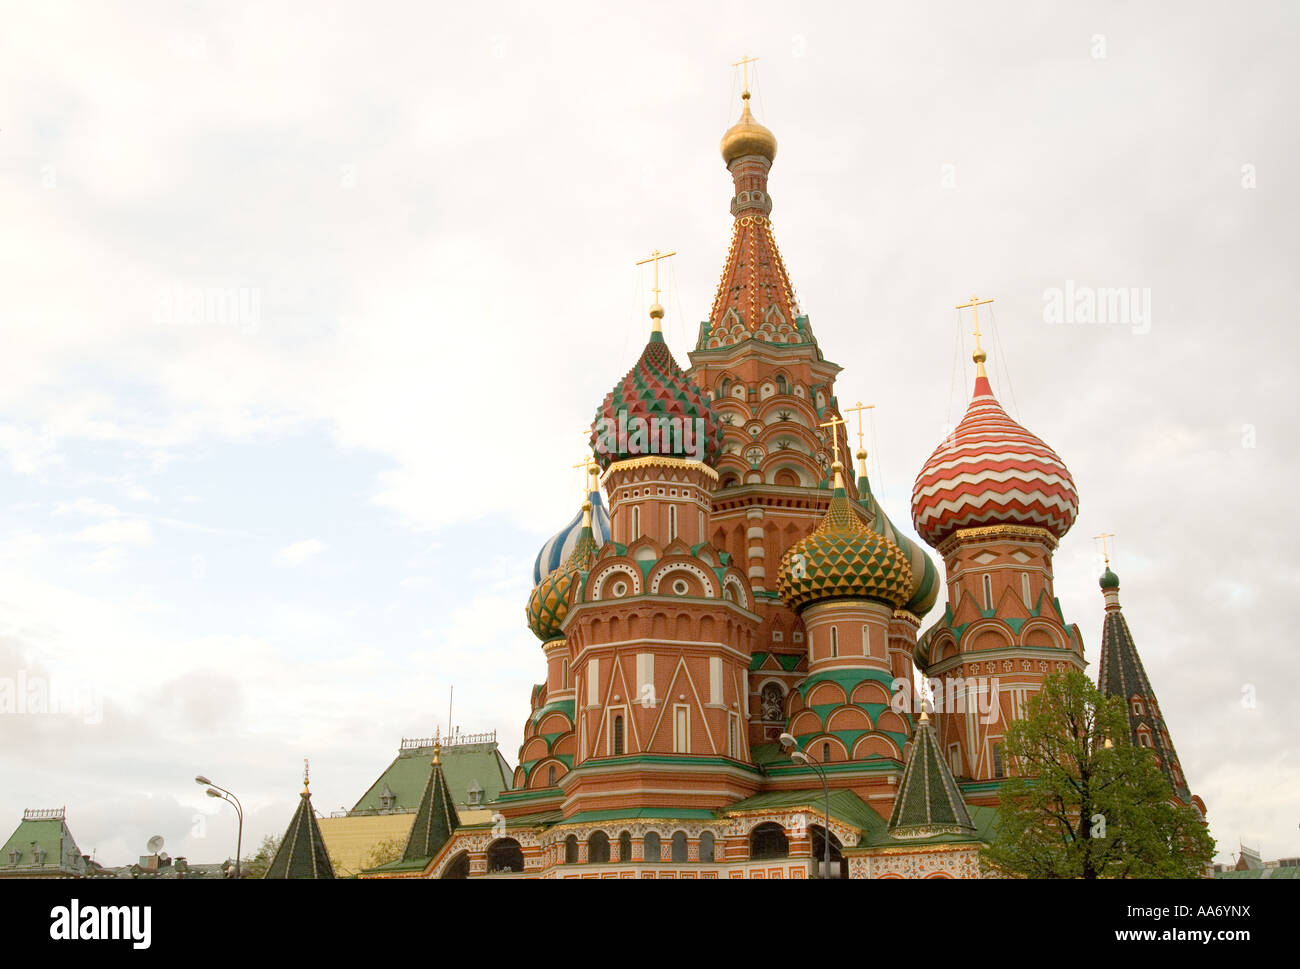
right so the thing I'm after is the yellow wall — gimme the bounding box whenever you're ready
[319,809,497,877]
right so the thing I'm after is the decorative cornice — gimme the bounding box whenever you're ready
[937,524,1058,558]
[602,456,719,483]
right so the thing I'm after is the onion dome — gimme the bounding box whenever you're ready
[856,450,940,616]
[590,330,723,470]
[778,462,913,611]
[721,91,777,165]
[911,370,1079,548]
[527,501,599,642]
[532,489,610,585]
[1100,566,1120,590]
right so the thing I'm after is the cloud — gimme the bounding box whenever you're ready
[74,519,153,546]
[277,539,325,566]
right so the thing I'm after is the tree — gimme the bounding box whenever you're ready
[363,835,406,870]
[983,671,1214,878]
[241,833,281,879]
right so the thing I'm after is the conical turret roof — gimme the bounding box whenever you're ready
[265,770,335,879]
[401,744,461,863]
[888,714,975,840]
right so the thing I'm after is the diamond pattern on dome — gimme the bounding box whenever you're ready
[777,489,913,611]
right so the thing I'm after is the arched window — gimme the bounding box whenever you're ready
[776,374,788,395]
[822,742,831,763]
[720,378,732,397]
[699,831,715,863]
[992,743,1004,779]
[440,851,470,879]
[671,831,688,863]
[588,830,610,864]
[721,474,739,489]
[810,826,846,879]
[749,822,789,860]
[618,831,632,863]
[982,573,993,610]
[631,506,640,541]
[668,504,677,541]
[643,832,661,863]
[486,838,524,873]
[613,715,624,756]
[547,764,557,786]
[564,835,578,864]
[1021,572,1032,606]
[1132,698,1144,717]
[862,623,870,656]
[830,626,838,657]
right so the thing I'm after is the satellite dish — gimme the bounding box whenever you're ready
[146,835,164,853]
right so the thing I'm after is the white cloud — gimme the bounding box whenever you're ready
[277,539,325,566]
[74,519,154,546]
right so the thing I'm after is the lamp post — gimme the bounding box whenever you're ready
[196,775,243,878]
[779,732,832,879]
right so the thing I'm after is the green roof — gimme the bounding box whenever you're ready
[351,740,512,815]
[266,790,334,879]
[727,789,886,841]
[888,715,975,838]
[0,812,87,876]
[400,754,460,864]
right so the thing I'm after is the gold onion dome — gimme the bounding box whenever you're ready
[777,462,914,611]
[526,501,598,642]
[720,92,777,165]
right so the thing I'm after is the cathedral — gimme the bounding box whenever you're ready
[356,75,1204,880]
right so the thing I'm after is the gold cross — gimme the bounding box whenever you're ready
[818,415,846,466]
[733,54,759,94]
[573,454,598,496]
[1093,532,1116,566]
[844,401,875,453]
[635,248,676,305]
[956,291,993,374]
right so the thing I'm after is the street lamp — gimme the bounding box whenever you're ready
[196,775,243,878]
[779,732,832,879]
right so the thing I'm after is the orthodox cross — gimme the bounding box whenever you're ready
[635,248,676,306]
[956,294,995,374]
[733,54,759,94]
[844,401,875,454]
[1093,531,1116,566]
[573,454,598,495]
[818,414,847,466]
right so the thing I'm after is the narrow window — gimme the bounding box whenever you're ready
[821,742,831,763]
[612,714,624,756]
[618,831,632,862]
[564,835,578,864]
[671,831,688,862]
[728,714,739,757]
[830,626,838,658]
[699,831,716,862]
[862,624,870,655]
[668,505,677,542]
[1021,572,1032,607]
[992,743,1004,779]
[561,659,569,689]
[643,832,661,863]
[547,764,557,786]
[673,705,689,753]
[631,506,640,541]
[982,573,993,610]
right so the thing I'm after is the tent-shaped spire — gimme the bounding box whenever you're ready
[265,761,335,879]
[1097,568,1191,801]
[401,742,461,863]
[888,712,975,839]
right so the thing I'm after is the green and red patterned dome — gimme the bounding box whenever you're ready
[589,331,723,470]
[777,465,914,611]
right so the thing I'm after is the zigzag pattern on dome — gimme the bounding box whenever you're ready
[855,463,940,617]
[590,332,723,470]
[911,376,1078,548]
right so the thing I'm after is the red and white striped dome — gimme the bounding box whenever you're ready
[911,375,1078,547]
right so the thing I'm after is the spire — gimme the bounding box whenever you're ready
[701,63,808,349]
[265,764,335,879]
[401,745,462,863]
[888,714,975,839]
[1096,565,1191,801]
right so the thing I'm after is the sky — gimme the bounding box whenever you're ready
[1,1,1296,868]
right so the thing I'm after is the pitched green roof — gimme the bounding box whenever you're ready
[266,789,334,879]
[351,740,512,814]
[726,789,886,842]
[0,811,87,876]
[401,753,460,864]
[887,714,974,839]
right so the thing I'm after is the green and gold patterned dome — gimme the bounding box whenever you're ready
[526,501,599,642]
[777,464,914,612]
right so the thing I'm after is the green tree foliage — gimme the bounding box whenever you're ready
[242,833,281,879]
[363,835,406,870]
[983,671,1214,878]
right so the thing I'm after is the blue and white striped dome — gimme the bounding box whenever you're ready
[532,491,610,585]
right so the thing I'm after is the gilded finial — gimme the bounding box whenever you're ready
[432,726,441,766]
[818,415,847,484]
[302,758,310,795]
[721,55,777,165]
[635,249,676,333]
[956,295,995,378]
